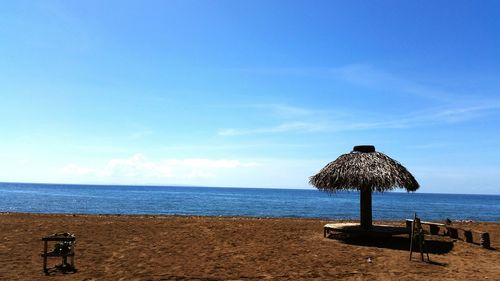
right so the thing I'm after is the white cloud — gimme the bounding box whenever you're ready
[58,156,322,188]
[104,154,173,178]
[62,164,94,176]
[62,154,259,181]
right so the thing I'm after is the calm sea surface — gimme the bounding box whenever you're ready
[0,182,499,222]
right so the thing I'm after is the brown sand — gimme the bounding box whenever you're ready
[0,213,498,280]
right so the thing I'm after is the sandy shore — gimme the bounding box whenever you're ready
[0,213,498,280]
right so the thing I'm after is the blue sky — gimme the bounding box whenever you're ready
[1,1,499,194]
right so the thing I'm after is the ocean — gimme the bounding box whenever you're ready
[0,182,499,222]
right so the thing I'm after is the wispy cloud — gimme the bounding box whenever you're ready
[233,64,477,102]
[381,102,500,128]
[330,64,456,101]
[361,102,500,129]
[218,122,327,136]
[254,104,314,118]
[159,142,310,152]
[220,64,500,142]
[211,103,317,119]
[127,129,153,140]
[28,1,91,50]
[232,66,325,77]
[218,102,500,136]
[429,103,500,122]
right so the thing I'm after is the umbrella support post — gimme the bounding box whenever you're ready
[360,188,372,229]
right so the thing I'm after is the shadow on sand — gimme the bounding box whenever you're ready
[337,235,454,255]
[43,264,78,276]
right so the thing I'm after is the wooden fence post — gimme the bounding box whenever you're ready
[480,232,490,248]
[448,227,458,239]
[429,224,439,235]
[464,230,473,243]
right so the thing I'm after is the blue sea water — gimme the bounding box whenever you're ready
[0,182,499,222]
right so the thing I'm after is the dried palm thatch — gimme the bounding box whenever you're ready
[310,145,419,229]
[310,150,419,192]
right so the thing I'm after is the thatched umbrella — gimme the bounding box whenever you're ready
[310,145,419,229]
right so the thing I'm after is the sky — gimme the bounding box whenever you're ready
[1,1,500,194]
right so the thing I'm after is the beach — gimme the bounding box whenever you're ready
[0,213,498,280]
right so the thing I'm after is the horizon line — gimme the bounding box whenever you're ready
[1,181,498,196]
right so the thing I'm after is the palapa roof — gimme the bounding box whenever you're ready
[309,146,419,192]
